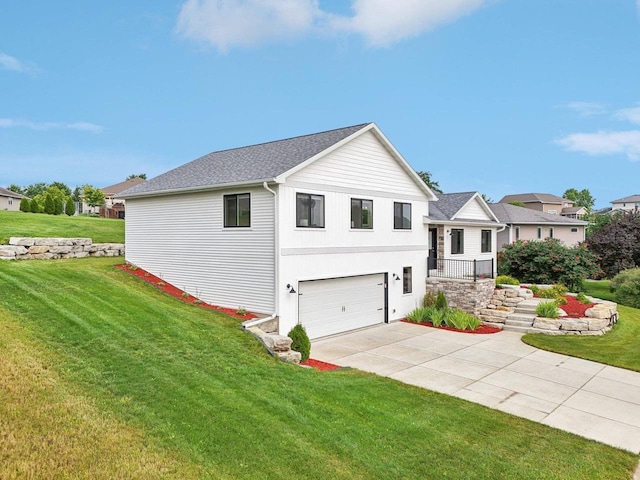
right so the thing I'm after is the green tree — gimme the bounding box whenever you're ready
[24,182,48,198]
[498,239,601,290]
[65,196,76,216]
[7,184,24,195]
[508,201,526,207]
[82,185,105,209]
[72,186,83,202]
[48,181,72,197]
[563,188,595,211]
[29,198,40,213]
[54,197,64,215]
[127,173,147,180]
[416,171,443,194]
[586,211,640,277]
[19,197,30,212]
[44,193,55,215]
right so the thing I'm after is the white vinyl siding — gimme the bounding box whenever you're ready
[125,188,275,313]
[456,198,493,221]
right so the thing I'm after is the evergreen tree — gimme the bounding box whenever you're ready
[54,197,64,215]
[44,193,55,215]
[65,197,76,216]
[19,197,30,212]
[30,198,39,213]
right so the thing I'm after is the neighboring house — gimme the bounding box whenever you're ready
[426,192,502,277]
[99,177,146,219]
[121,123,498,339]
[0,187,25,211]
[498,193,586,219]
[610,194,640,213]
[489,203,588,250]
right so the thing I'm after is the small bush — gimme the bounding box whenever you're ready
[406,307,430,323]
[535,301,559,319]
[30,198,39,213]
[610,268,640,309]
[65,197,76,216]
[496,275,519,285]
[536,288,557,299]
[429,307,449,327]
[236,307,247,315]
[446,309,481,331]
[529,285,540,294]
[288,324,311,361]
[435,291,447,310]
[19,197,30,212]
[422,291,437,308]
[576,292,591,304]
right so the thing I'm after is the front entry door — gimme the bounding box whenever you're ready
[428,227,438,269]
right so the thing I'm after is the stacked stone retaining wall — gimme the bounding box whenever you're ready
[0,237,124,260]
[425,277,495,316]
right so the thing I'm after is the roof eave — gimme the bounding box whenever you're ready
[119,178,280,199]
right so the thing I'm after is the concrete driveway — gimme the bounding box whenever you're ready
[311,321,640,454]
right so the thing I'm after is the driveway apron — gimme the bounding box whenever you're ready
[311,322,640,454]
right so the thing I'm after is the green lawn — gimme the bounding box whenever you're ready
[523,280,640,372]
[0,209,124,244]
[0,258,636,479]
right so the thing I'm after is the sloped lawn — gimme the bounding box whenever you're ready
[0,258,636,479]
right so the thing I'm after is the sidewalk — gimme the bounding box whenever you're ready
[312,322,640,454]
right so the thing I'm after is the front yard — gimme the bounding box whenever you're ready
[0,258,636,479]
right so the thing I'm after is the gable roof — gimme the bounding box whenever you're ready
[611,194,640,204]
[0,187,25,199]
[120,123,436,200]
[498,193,569,205]
[101,177,146,196]
[489,203,588,225]
[428,192,500,224]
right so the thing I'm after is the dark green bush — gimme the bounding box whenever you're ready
[496,275,520,285]
[29,198,39,213]
[44,193,55,215]
[535,301,559,319]
[65,197,75,216]
[19,197,30,212]
[54,197,63,215]
[435,290,447,310]
[498,239,601,290]
[610,268,640,309]
[422,291,437,308]
[288,324,311,362]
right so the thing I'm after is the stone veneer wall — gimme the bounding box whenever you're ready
[0,237,124,260]
[425,277,495,316]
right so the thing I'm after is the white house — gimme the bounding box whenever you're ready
[0,187,25,211]
[611,194,640,212]
[121,123,499,339]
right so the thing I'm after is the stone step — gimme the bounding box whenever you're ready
[507,312,537,323]
[502,324,533,334]
[505,318,534,328]
[514,306,537,314]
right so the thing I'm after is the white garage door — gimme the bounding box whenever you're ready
[298,274,386,340]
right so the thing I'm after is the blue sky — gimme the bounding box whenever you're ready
[1,0,639,208]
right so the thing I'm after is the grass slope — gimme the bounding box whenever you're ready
[0,210,124,244]
[0,258,636,479]
[524,280,640,372]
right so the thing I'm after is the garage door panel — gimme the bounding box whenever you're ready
[299,274,386,339]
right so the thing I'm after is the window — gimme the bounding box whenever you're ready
[403,266,412,294]
[351,198,373,229]
[548,209,557,215]
[394,202,411,229]
[537,227,542,239]
[8,198,12,205]
[481,229,492,253]
[224,193,251,227]
[296,193,324,228]
[515,226,520,240]
[549,227,554,238]
[571,227,578,233]
[451,229,464,254]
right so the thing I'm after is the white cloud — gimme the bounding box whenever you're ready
[0,118,104,133]
[338,0,487,47]
[176,0,322,52]
[556,130,640,161]
[613,103,640,125]
[0,52,40,74]
[563,101,607,117]
[175,0,489,51]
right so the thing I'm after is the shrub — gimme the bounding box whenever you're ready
[29,198,39,213]
[536,288,558,299]
[535,301,559,319]
[19,197,30,212]
[496,275,519,285]
[435,291,447,310]
[610,268,640,309]
[498,239,601,290]
[586,211,640,277]
[422,291,437,308]
[288,324,311,361]
[406,307,431,323]
[429,307,449,327]
[65,197,76,216]
[576,292,591,304]
[445,309,481,331]
[529,285,540,295]
[44,193,55,215]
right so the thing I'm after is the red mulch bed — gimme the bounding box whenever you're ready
[115,264,257,321]
[301,358,341,371]
[401,319,501,334]
[557,295,595,318]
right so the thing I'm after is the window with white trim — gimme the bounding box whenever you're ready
[481,229,492,253]
[351,198,373,229]
[296,193,324,228]
[451,229,464,254]
[403,266,412,294]
[394,202,411,229]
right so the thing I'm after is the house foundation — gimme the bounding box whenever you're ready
[425,277,495,316]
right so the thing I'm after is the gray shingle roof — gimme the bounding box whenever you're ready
[611,194,640,203]
[498,193,567,205]
[121,123,371,197]
[0,187,25,199]
[428,192,477,221]
[489,203,588,225]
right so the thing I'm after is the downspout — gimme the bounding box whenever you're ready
[242,181,279,330]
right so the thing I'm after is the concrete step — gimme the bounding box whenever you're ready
[502,324,533,334]
[505,319,534,328]
[507,312,537,323]
[514,305,537,314]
